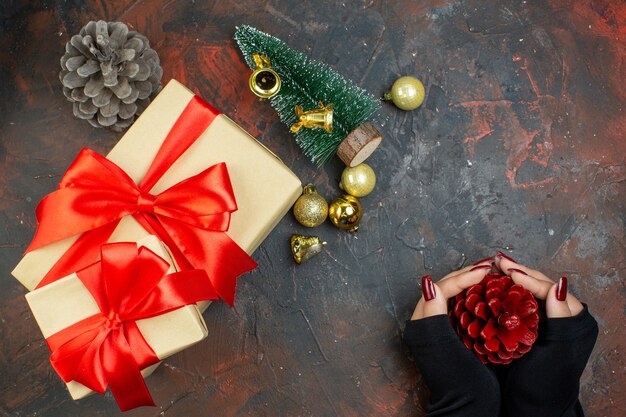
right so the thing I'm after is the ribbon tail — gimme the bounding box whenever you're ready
[35,222,120,288]
[124,322,161,370]
[136,213,256,305]
[196,231,258,306]
[102,331,155,411]
[125,270,219,320]
[163,217,257,306]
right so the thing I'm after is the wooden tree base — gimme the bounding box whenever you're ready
[337,122,383,167]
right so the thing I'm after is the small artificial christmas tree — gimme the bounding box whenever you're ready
[234,25,381,167]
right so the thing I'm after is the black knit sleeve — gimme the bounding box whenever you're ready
[501,305,599,417]
[404,314,500,417]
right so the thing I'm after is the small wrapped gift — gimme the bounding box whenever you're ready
[13,79,302,305]
[25,236,212,410]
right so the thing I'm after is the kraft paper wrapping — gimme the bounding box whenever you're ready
[25,236,208,400]
[13,79,302,294]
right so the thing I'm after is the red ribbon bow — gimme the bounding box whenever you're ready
[46,242,216,411]
[27,96,257,305]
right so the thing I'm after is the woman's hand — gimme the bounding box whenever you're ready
[411,253,585,320]
[410,258,494,320]
[495,252,584,318]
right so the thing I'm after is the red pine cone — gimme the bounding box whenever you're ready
[448,271,539,364]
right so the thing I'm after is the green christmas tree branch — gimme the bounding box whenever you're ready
[234,25,380,166]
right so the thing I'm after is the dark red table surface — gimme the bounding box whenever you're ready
[0,1,624,416]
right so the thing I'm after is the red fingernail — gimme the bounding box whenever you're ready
[422,275,436,301]
[429,278,437,301]
[497,251,516,263]
[473,257,494,265]
[556,276,568,301]
[470,265,491,271]
[508,268,529,276]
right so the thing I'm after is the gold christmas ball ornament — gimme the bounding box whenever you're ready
[293,184,328,227]
[328,194,363,232]
[383,76,425,111]
[249,53,281,100]
[339,163,376,197]
[290,234,327,264]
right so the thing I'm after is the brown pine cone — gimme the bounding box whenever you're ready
[59,20,163,132]
[448,271,539,364]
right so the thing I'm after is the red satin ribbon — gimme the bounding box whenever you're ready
[27,96,257,305]
[46,242,216,411]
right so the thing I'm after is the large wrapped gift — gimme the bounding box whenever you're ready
[25,236,213,411]
[13,79,302,305]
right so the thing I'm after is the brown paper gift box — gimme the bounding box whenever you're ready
[13,79,302,293]
[25,235,208,400]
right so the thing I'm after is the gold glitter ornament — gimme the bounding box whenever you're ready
[383,76,425,110]
[328,194,363,232]
[293,184,328,227]
[339,163,376,197]
[290,234,326,264]
[248,53,281,99]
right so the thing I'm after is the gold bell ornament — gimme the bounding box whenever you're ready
[290,101,333,133]
[290,234,327,264]
[328,194,363,232]
[339,163,376,198]
[293,184,328,227]
[248,53,281,99]
[383,76,425,111]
